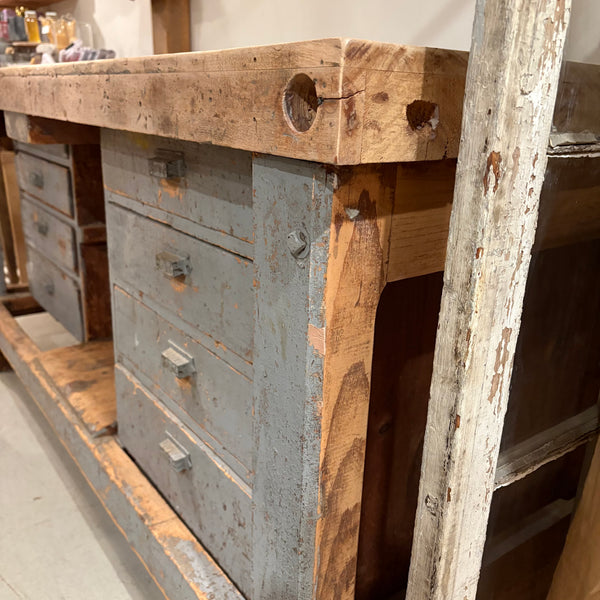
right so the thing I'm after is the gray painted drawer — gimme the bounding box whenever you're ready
[115,364,252,596]
[113,286,253,482]
[16,151,73,217]
[106,200,254,361]
[101,130,253,252]
[27,245,83,341]
[13,141,69,163]
[21,195,77,273]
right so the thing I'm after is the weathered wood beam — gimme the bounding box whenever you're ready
[406,1,571,598]
[0,292,41,316]
[495,405,600,490]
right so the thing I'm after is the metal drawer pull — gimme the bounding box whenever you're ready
[159,432,192,472]
[30,171,44,189]
[162,343,196,378]
[148,150,186,179]
[156,249,192,278]
[36,221,49,236]
[44,282,55,296]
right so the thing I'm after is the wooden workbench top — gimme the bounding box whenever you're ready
[0,38,597,164]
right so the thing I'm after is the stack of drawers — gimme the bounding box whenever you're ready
[102,130,255,596]
[15,141,111,342]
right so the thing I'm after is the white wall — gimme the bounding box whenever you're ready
[48,0,153,59]
[190,0,476,52]
[45,0,599,64]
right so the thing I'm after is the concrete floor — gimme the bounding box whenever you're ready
[0,313,164,600]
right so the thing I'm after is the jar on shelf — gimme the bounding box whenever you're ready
[24,10,40,44]
[41,11,58,45]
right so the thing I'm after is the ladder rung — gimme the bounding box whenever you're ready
[494,405,600,490]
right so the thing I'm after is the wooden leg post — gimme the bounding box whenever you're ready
[406,1,571,598]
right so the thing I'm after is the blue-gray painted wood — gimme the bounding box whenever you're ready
[115,364,253,597]
[26,244,83,341]
[105,197,254,362]
[13,141,70,164]
[251,156,333,599]
[113,285,253,484]
[101,130,253,257]
[21,194,77,273]
[15,151,73,217]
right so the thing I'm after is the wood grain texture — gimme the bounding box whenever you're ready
[406,1,571,598]
[0,303,244,600]
[4,111,99,146]
[548,439,600,600]
[0,150,27,284]
[152,0,191,54]
[39,341,116,437]
[0,39,597,164]
[314,164,396,599]
[387,157,600,283]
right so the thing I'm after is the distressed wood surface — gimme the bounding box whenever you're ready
[0,39,597,164]
[314,164,396,598]
[106,198,254,361]
[495,405,600,490]
[386,157,600,283]
[0,291,41,316]
[39,341,116,437]
[548,439,600,599]
[26,245,84,341]
[115,364,252,596]
[0,150,27,284]
[406,1,571,598]
[102,130,254,257]
[0,303,244,600]
[113,286,253,482]
[15,150,74,217]
[4,111,99,146]
[21,195,77,273]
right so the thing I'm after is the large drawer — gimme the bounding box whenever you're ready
[16,151,73,216]
[27,245,83,341]
[115,364,252,596]
[21,195,77,273]
[113,286,253,481]
[101,130,253,250]
[106,200,254,361]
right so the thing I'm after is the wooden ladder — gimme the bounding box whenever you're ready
[403,1,599,598]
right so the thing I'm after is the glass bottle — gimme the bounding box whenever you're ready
[41,11,57,45]
[56,16,69,50]
[24,10,40,44]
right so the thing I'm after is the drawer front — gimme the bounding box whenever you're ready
[14,141,69,162]
[21,196,77,273]
[101,130,253,251]
[113,287,253,480]
[115,365,252,596]
[27,245,83,341]
[107,200,254,361]
[16,151,73,216]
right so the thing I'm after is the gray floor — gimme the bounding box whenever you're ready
[0,314,164,600]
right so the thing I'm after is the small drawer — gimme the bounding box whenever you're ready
[21,196,77,273]
[16,151,73,217]
[115,365,252,596]
[101,130,253,248]
[107,201,254,361]
[13,141,69,163]
[27,245,83,341]
[113,286,253,480]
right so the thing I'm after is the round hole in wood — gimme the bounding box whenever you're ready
[283,74,319,133]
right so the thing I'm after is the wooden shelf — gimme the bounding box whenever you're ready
[0,1,53,7]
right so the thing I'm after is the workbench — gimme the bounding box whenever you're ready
[0,39,598,600]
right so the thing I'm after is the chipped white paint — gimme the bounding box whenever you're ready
[406,1,572,598]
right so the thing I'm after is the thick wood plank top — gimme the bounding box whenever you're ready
[0,38,597,164]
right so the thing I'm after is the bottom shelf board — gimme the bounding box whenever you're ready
[0,302,243,600]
